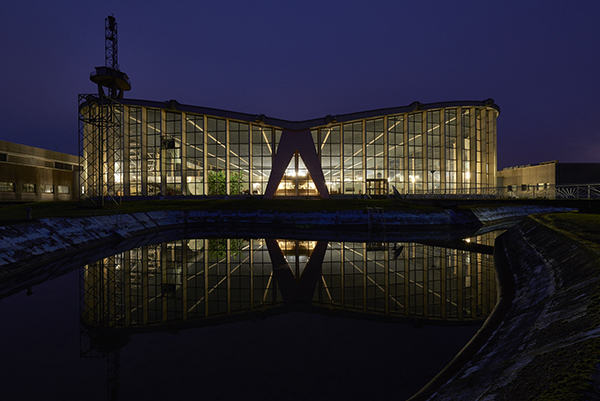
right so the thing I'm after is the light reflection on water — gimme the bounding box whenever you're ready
[0,230,501,401]
[78,231,498,400]
[83,234,497,331]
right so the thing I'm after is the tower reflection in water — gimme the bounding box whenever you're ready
[81,233,497,335]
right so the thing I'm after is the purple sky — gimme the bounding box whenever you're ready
[2,0,599,169]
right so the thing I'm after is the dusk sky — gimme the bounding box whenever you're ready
[2,0,599,169]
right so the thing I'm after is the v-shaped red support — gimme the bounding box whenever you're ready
[263,129,330,199]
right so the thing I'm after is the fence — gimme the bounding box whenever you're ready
[392,183,600,200]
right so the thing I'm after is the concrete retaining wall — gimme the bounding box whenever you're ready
[0,204,590,399]
[413,215,600,400]
[0,205,569,279]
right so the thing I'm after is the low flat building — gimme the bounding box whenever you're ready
[498,161,600,187]
[497,161,600,197]
[0,140,78,203]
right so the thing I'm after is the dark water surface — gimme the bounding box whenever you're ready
[0,233,498,400]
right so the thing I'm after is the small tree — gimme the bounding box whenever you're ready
[207,170,227,195]
[207,170,245,195]
[229,171,244,195]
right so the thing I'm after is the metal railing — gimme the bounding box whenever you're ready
[392,183,600,200]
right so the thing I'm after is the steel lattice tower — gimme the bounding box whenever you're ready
[79,17,131,396]
[105,15,119,74]
[79,15,131,207]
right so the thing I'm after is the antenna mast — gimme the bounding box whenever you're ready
[105,15,119,72]
[90,15,131,99]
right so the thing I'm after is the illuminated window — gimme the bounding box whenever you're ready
[0,182,15,192]
[251,126,273,195]
[343,122,363,194]
[164,112,182,195]
[57,185,70,194]
[207,118,227,195]
[229,121,250,195]
[128,107,142,196]
[320,126,341,195]
[275,152,317,197]
[408,113,423,192]
[461,109,471,188]
[427,110,441,191]
[146,109,162,195]
[388,115,405,192]
[186,114,204,195]
[445,109,458,191]
[21,183,35,193]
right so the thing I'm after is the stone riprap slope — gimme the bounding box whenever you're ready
[0,205,569,278]
[414,215,600,401]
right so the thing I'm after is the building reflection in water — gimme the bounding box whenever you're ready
[81,233,497,334]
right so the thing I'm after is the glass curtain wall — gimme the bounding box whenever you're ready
[83,104,496,198]
[229,122,250,195]
[185,114,204,195]
[109,106,124,196]
[251,126,274,195]
[164,112,182,195]
[427,111,441,191]
[476,109,484,188]
[445,109,458,192]
[486,110,495,187]
[320,126,342,195]
[80,101,134,200]
[365,118,386,195]
[408,114,424,192]
[146,109,161,195]
[343,122,363,195]
[128,107,142,195]
[206,118,227,195]
[461,109,472,190]
[387,115,405,193]
[277,152,318,196]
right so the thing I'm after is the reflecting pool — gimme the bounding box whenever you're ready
[0,231,499,401]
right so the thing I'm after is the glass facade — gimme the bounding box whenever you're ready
[146,109,161,196]
[319,126,342,194]
[80,101,499,198]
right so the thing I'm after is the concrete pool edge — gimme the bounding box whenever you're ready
[406,223,517,400]
[0,204,570,277]
[411,214,600,400]
[0,205,589,399]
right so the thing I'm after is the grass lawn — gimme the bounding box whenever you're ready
[506,212,600,401]
[535,212,600,253]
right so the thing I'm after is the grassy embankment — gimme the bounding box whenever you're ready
[499,212,600,401]
[0,199,442,226]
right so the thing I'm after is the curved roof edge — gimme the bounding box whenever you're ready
[118,98,500,130]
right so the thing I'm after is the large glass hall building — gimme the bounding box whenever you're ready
[79,98,499,199]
